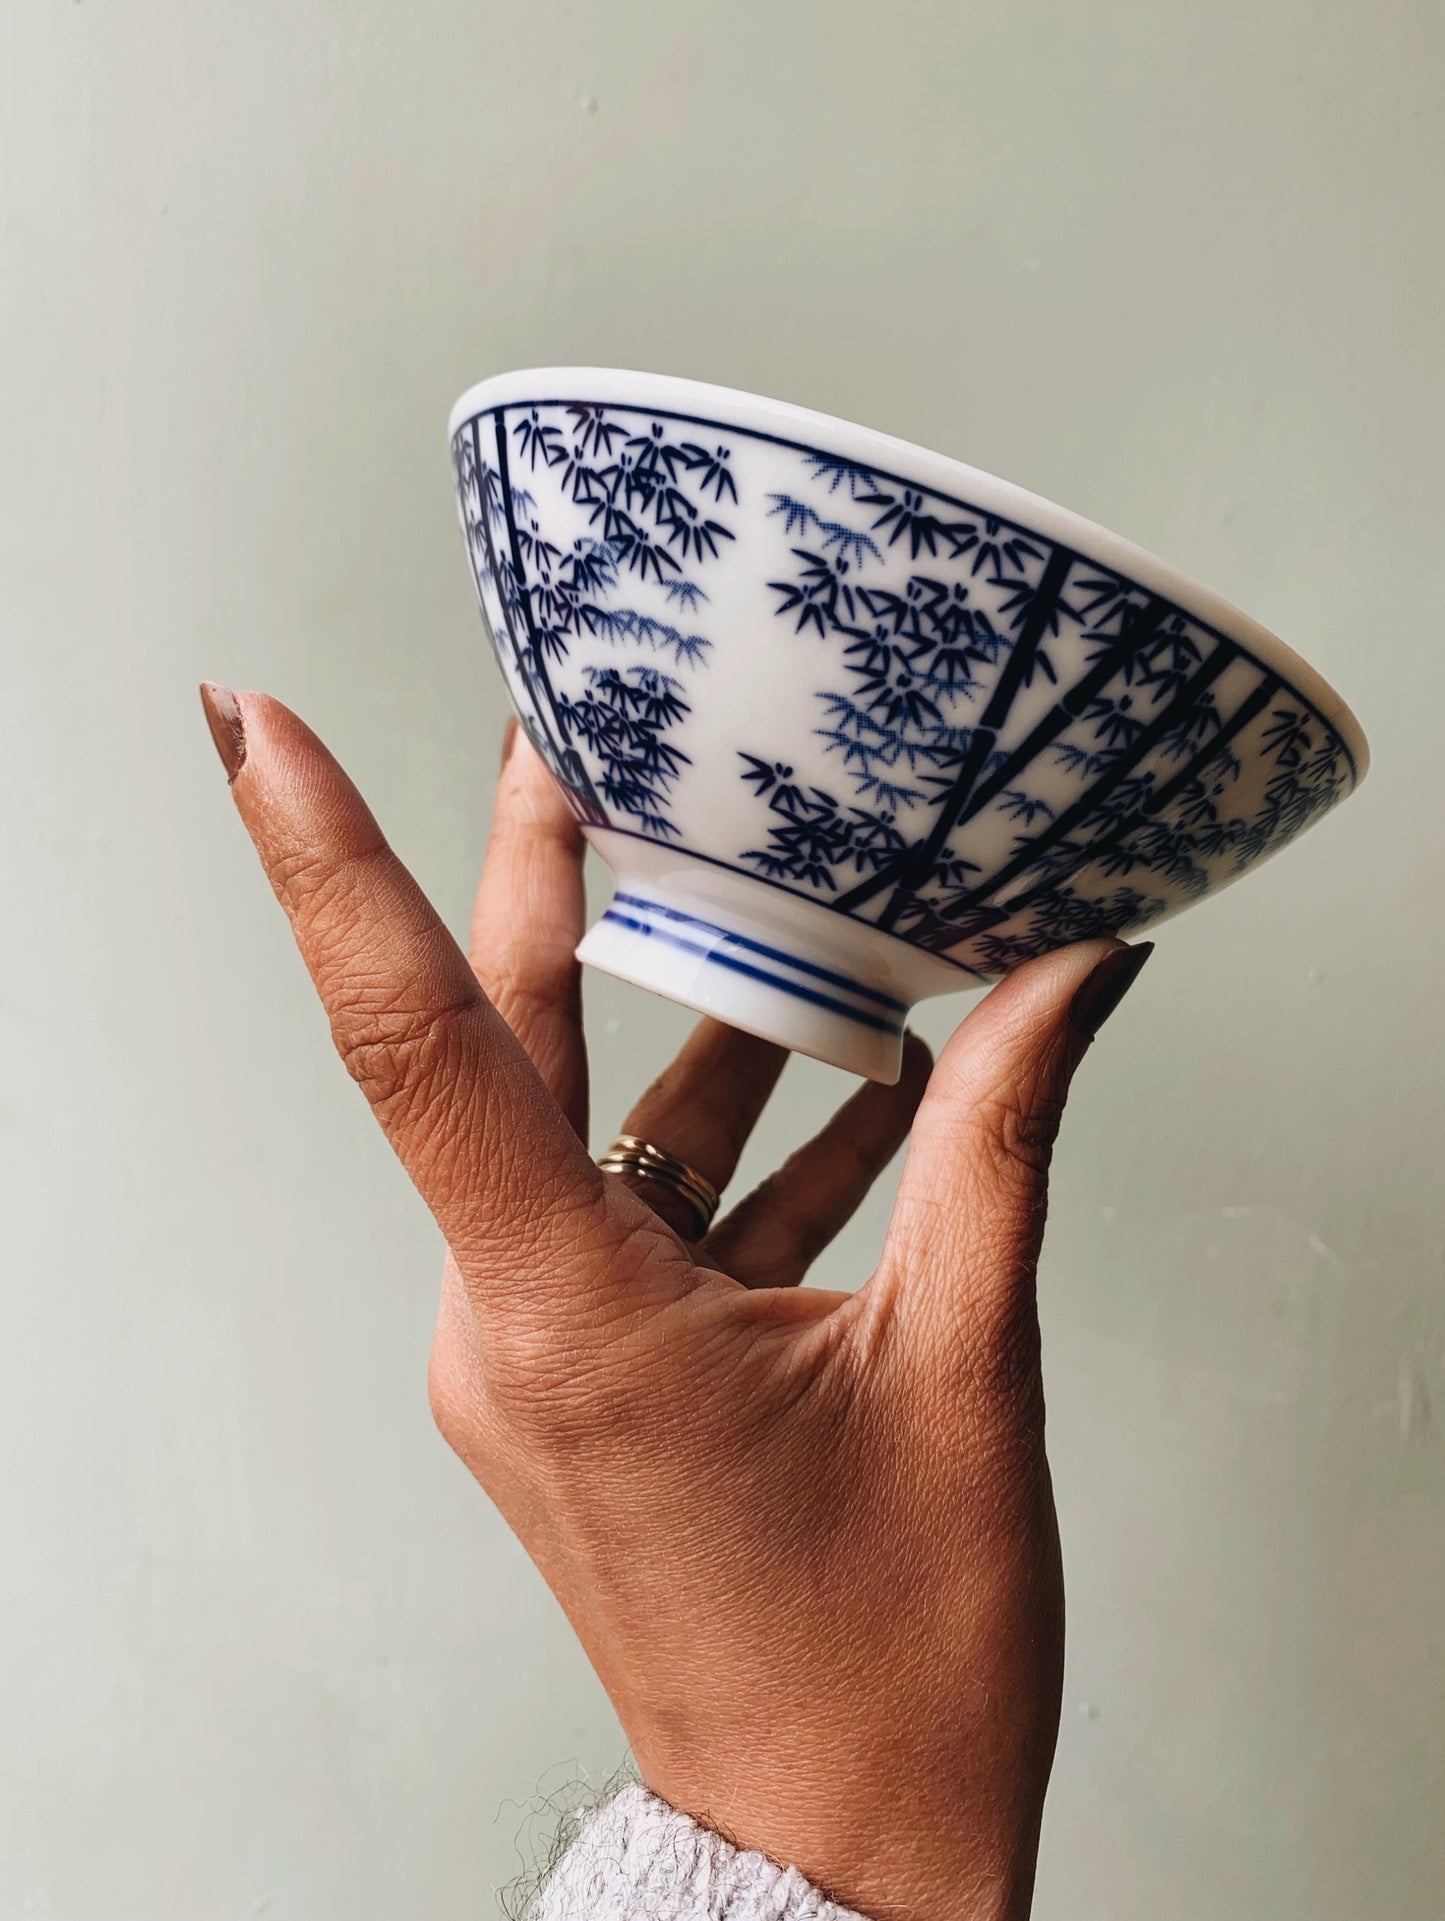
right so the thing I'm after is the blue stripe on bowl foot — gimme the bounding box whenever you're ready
[602,894,904,1037]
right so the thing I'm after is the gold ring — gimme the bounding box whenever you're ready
[596,1134,720,1239]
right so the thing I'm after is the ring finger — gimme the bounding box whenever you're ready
[603,1019,789,1240]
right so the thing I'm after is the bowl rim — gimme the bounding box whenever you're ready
[450,365,1369,781]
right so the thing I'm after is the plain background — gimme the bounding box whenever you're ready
[2,1,1442,1915]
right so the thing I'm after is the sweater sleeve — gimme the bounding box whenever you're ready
[535,1782,871,1921]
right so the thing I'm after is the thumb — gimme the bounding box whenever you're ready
[871,937,1153,1386]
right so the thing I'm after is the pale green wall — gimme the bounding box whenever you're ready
[2,1,1441,1915]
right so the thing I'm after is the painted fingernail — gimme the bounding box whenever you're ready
[199,682,246,782]
[1069,942,1154,1039]
[500,714,519,769]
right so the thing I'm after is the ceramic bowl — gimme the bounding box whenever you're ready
[449,368,1367,1081]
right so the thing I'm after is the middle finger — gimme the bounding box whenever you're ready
[469,722,589,1136]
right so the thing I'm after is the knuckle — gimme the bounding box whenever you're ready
[426,1339,470,1454]
[330,990,475,1120]
[482,956,578,1034]
[426,1301,504,1478]
[683,1076,747,1138]
[485,1340,633,1457]
[446,1167,610,1317]
[631,1033,773,1148]
[976,1084,1065,1190]
[479,1226,688,1448]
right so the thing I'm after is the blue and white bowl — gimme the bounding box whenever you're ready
[450,369,1367,1081]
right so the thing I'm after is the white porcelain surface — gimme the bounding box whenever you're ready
[452,368,1367,1080]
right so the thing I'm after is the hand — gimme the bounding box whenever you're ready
[201,685,1152,1921]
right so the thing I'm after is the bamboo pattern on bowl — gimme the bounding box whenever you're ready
[453,398,1357,980]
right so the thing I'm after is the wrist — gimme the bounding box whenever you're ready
[640,1744,1044,1921]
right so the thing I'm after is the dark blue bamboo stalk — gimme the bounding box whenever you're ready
[490,412,602,810]
[834,589,1171,915]
[955,666,1281,938]
[946,642,1238,914]
[864,543,1079,930]
[469,418,555,761]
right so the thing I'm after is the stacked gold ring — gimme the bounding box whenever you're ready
[596,1134,720,1239]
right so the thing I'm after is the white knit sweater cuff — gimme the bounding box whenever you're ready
[535,1782,871,1921]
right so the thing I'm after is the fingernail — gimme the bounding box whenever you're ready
[1069,942,1154,1039]
[500,715,519,770]
[199,682,246,782]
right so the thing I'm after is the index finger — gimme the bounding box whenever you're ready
[199,684,675,1316]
